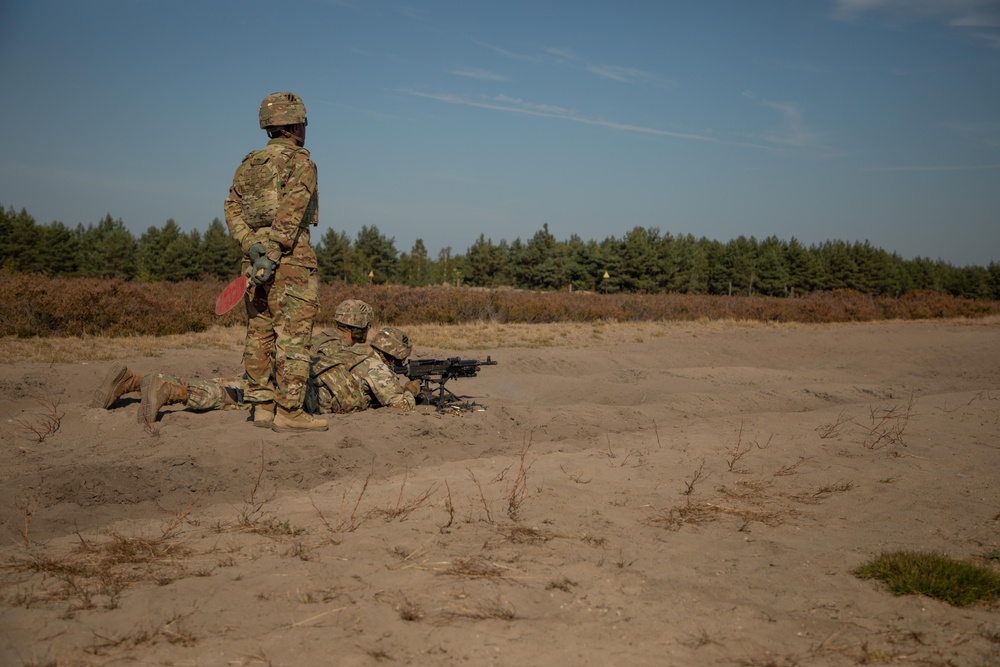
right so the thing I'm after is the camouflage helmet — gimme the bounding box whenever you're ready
[370,326,412,362]
[334,299,374,330]
[258,92,307,129]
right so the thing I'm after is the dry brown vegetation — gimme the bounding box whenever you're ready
[4,272,999,338]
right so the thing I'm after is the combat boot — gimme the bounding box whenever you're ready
[253,401,276,428]
[271,406,329,433]
[91,362,144,409]
[138,375,189,427]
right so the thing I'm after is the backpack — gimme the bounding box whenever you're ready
[305,340,372,414]
[237,144,308,230]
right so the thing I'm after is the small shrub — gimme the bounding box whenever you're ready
[854,550,1000,606]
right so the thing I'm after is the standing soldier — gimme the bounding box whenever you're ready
[223,91,326,432]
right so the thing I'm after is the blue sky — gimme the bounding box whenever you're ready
[1,0,998,267]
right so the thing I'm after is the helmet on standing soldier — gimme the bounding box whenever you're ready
[258,92,307,129]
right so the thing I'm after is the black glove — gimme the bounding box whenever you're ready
[247,243,277,286]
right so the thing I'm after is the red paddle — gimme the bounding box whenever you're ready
[215,274,250,315]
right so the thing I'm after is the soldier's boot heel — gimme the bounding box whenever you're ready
[253,401,276,428]
[138,376,188,427]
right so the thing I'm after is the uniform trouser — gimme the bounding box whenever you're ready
[242,263,319,411]
[154,373,248,412]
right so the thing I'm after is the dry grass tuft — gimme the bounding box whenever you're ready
[440,556,506,579]
[652,500,797,531]
[87,612,198,654]
[440,595,517,621]
[499,524,556,544]
[3,529,195,611]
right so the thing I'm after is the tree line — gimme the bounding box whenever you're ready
[2,204,998,300]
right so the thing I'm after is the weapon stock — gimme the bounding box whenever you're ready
[392,356,497,410]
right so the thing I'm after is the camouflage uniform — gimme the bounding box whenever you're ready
[150,373,249,412]
[310,337,415,413]
[224,129,319,412]
[168,332,414,414]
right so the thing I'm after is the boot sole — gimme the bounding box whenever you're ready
[137,375,158,427]
[92,362,127,409]
[270,422,329,433]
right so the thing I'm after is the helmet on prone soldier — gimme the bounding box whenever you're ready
[370,326,412,363]
[258,92,307,129]
[334,299,374,330]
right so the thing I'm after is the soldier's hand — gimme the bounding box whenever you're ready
[403,380,421,397]
[250,255,276,286]
[247,243,267,263]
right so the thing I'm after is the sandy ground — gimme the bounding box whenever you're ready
[1,318,999,666]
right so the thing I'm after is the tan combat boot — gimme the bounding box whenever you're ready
[253,401,276,428]
[91,362,144,409]
[271,406,329,433]
[138,375,189,427]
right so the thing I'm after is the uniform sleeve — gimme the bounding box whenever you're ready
[223,163,255,254]
[361,359,416,411]
[266,152,318,261]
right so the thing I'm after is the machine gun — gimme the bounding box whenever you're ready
[391,356,497,410]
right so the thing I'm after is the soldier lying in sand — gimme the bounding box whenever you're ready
[91,300,419,432]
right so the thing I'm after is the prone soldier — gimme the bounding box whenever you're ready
[91,300,420,429]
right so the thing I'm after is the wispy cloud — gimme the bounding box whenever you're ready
[543,46,668,85]
[544,46,578,62]
[742,92,836,155]
[447,67,509,82]
[945,120,1000,148]
[478,41,669,86]
[971,30,1000,48]
[402,89,769,149]
[830,0,1000,48]
[468,39,539,62]
[585,64,660,84]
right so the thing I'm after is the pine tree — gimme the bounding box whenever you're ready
[754,236,790,296]
[353,225,398,285]
[40,221,80,276]
[595,236,626,293]
[785,238,823,295]
[465,234,511,287]
[988,262,1000,300]
[0,207,45,273]
[137,222,172,280]
[669,235,710,294]
[430,246,466,286]
[618,226,662,292]
[200,218,242,280]
[398,239,431,287]
[76,214,137,279]
[818,240,859,291]
[564,234,597,291]
[316,229,354,283]
[161,227,203,281]
[512,224,566,290]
